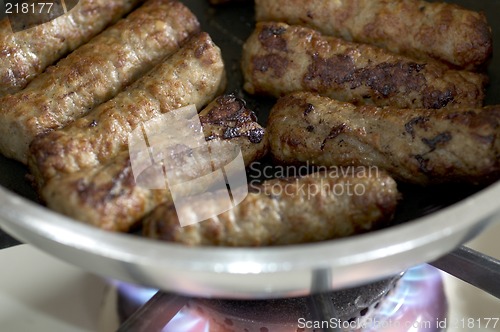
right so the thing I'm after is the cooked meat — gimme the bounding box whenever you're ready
[0,0,143,96]
[241,22,487,109]
[142,169,398,246]
[28,32,225,189]
[40,95,269,232]
[267,92,500,185]
[198,95,268,166]
[0,0,200,163]
[255,0,492,70]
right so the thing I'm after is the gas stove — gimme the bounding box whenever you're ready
[113,265,445,332]
[0,222,499,332]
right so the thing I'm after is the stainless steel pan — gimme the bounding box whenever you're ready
[0,0,499,299]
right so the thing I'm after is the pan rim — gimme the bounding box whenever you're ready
[0,179,499,296]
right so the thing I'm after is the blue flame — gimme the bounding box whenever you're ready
[364,265,447,332]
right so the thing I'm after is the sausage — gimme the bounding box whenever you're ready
[28,32,226,189]
[0,0,201,163]
[241,22,487,110]
[0,0,143,96]
[40,95,269,232]
[267,92,500,185]
[142,169,398,246]
[255,0,493,70]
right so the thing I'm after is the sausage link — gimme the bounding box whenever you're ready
[143,169,398,246]
[255,0,492,70]
[0,0,200,163]
[267,92,500,185]
[0,0,144,96]
[28,32,225,188]
[40,95,268,232]
[242,22,487,110]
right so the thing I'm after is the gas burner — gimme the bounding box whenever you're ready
[188,274,401,331]
[110,265,446,332]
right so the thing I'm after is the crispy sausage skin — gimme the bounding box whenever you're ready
[143,169,398,247]
[0,0,143,96]
[0,0,200,163]
[40,95,269,232]
[255,0,492,70]
[199,95,268,166]
[28,32,225,189]
[241,22,487,110]
[267,92,500,185]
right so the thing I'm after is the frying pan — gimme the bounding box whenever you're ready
[0,0,499,299]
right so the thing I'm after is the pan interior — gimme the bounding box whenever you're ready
[1,0,498,230]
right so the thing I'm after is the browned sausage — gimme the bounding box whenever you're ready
[40,95,268,232]
[267,92,500,185]
[28,32,225,189]
[143,169,399,246]
[242,22,487,110]
[0,0,144,96]
[0,0,200,163]
[255,0,492,70]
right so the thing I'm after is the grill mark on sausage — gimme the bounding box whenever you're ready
[75,158,136,206]
[195,42,210,59]
[243,22,487,109]
[303,103,315,116]
[304,54,429,99]
[201,95,247,124]
[473,134,495,145]
[268,92,499,185]
[223,127,241,139]
[201,94,265,144]
[445,108,500,129]
[360,62,427,98]
[304,54,358,88]
[422,132,453,151]
[415,154,431,174]
[255,0,493,70]
[258,24,288,51]
[405,116,430,139]
[252,54,289,78]
[422,88,455,109]
[321,123,347,150]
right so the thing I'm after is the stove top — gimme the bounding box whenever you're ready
[0,226,499,332]
[0,244,107,332]
[114,265,445,332]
